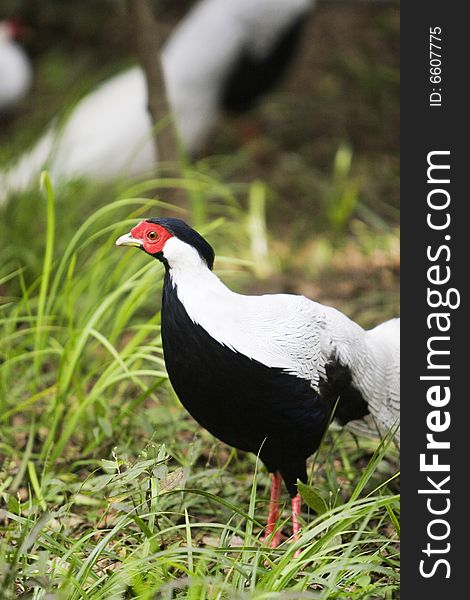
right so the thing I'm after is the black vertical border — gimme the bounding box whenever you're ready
[401,2,467,596]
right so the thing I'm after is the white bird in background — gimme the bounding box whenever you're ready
[0,0,315,202]
[0,20,32,115]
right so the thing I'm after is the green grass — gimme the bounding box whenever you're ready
[0,173,399,599]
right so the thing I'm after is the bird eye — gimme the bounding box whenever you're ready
[147,230,159,241]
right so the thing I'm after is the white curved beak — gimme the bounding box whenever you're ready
[115,233,143,248]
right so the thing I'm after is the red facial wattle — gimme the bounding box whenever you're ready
[4,19,23,40]
[130,221,173,254]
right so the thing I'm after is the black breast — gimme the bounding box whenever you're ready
[161,274,342,495]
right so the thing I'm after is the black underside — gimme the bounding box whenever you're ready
[220,15,307,113]
[161,273,369,496]
[320,361,370,427]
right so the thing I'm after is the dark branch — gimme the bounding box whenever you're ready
[127,0,179,165]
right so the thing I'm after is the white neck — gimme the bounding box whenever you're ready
[163,236,234,315]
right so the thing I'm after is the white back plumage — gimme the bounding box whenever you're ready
[164,237,400,443]
[0,0,314,202]
[350,318,400,441]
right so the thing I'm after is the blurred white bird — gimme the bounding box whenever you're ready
[0,0,314,202]
[0,20,32,114]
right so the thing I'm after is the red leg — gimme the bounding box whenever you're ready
[291,494,302,537]
[262,472,283,548]
[291,494,302,556]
